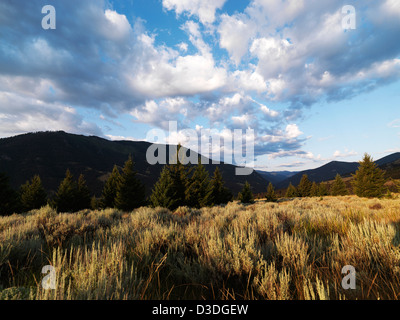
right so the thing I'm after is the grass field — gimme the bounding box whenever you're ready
[1,195,400,300]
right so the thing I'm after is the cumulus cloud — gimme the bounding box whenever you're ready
[162,0,227,24]
[1,0,400,166]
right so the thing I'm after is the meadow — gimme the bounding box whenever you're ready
[1,195,400,300]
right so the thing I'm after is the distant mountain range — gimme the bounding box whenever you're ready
[268,153,400,189]
[0,131,269,196]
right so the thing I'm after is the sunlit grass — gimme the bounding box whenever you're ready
[1,195,400,300]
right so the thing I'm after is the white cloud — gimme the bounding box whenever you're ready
[162,0,227,24]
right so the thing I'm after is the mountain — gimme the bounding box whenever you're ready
[276,153,400,189]
[256,170,298,186]
[0,131,269,196]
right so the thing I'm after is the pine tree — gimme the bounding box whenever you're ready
[297,174,312,197]
[52,169,78,213]
[352,153,386,198]
[100,165,121,209]
[167,145,189,208]
[266,182,277,202]
[318,182,329,196]
[75,174,91,211]
[115,155,145,211]
[331,174,348,196]
[239,181,254,204]
[0,172,20,216]
[203,167,232,206]
[285,182,297,198]
[310,182,319,197]
[185,161,210,208]
[150,166,178,210]
[20,175,47,212]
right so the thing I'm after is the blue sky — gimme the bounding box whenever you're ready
[0,0,399,171]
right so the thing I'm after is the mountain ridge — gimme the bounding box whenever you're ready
[0,131,269,196]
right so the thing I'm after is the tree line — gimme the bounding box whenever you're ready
[0,150,234,215]
[283,153,390,198]
[0,153,395,216]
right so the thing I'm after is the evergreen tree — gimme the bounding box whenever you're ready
[331,174,348,196]
[185,161,210,208]
[100,165,121,209]
[0,172,20,216]
[239,181,254,204]
[75,174,91,210]
[285,182,297,198]
[115,155,145,211]
[297,174,312,197]
[20,175,47,212]
[52,169,78,213]
[352,153,386,198]
[167,145,189,208]
[203,167,232,206]
[310,182,319,197]
[91,196,99,210]
[150,166,178,210]
[318,182,329,196]
[266,182,277,202]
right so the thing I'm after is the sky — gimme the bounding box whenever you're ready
[0,0,399,172]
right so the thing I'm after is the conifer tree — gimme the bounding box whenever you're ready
[20,175,47,212]
[167,145,189,208]
[75,174,91,210]
[150,166,178,210]
[266,182,277,202]
[115,155,145,211]
[310,182,319,197]
[318,182,329,196]
[297,174,312,197]
[52,169,78,213]
[186,161,210,208]
[0,173,20,216]
[203,167,232,206]
[285,182,297,198]
[239,181,254,204]
[100,165,121,209]
[331,174,348,196]
[352,153,386,198]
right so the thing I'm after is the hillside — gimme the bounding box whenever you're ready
[276,153,400,189]
[0,131,268,196]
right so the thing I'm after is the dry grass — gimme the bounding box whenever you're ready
[1,195,400,300]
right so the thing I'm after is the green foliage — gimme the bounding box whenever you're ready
[115,155,145,211]
[331,174,348,196]
[285,183,298,198]
[100,165,121,209]
[166,145,189,208]
[352,153,386,198]
[20,175,47,212]
[185,161,210,209]
[266,182,277,202]
[318,182,329,196]
[310,182,319,197]
[52,170,92,212]
[150,166,178,210]
[52,170,77,213]
[239,181,254,204]
[203,167,232,206]
[0,173,20,216]
[297,174,312,197]
[75,174,91,211]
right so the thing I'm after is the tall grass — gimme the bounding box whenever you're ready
[1,195,400,300]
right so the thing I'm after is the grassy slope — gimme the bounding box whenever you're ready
[1,195,400,300]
